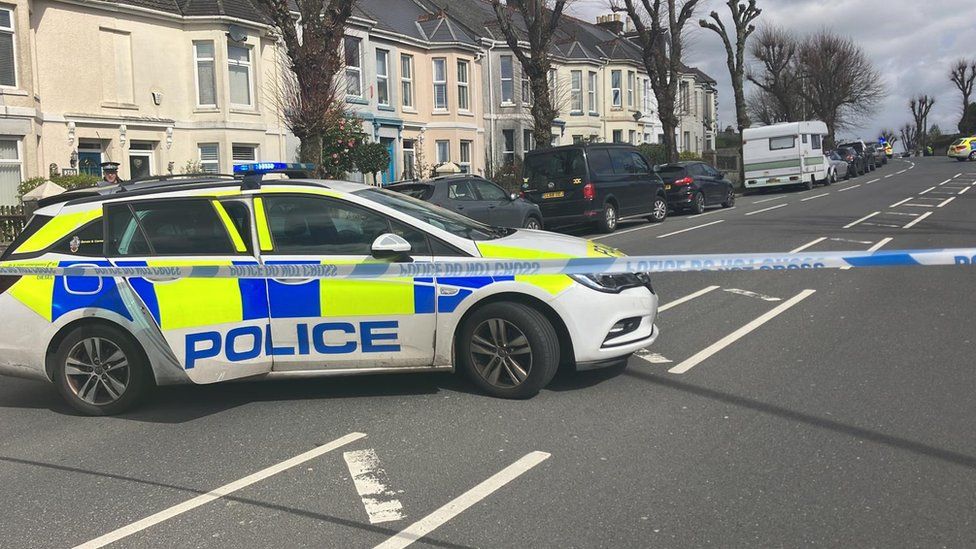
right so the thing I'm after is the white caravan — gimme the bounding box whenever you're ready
[742,121,829,191]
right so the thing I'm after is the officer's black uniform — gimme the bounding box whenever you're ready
[97,161,123,187]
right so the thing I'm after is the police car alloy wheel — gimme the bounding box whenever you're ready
[648,197,667,223]
[53,325,151,415]
[458,302,559,399]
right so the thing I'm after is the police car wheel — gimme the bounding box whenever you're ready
[53,325,150,416]
[458,302,559,399]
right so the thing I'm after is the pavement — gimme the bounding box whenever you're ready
[1,157,975,548]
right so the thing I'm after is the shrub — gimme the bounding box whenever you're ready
[679,151,703,161]
[354,142,391,184]
[638,143,668,166]
[17,173,100,202]
[322,115,367,179]
[491,157,525,193]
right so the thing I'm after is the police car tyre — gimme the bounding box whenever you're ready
[969,151,976,161]
[52,324,151,416]
[691,192,706,215]
[457,302,559,399]
[598,202,618,233]
[647,196,668,223]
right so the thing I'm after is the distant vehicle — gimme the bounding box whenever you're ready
[838,140,877,172]
[656,162,735,213]
[948,136,976,161]
[884,143,894,158]
[865,142,888,165]
[835,146,865,177]
[827,151,850,181]
[522,143,668,233]
[742,121,830,192]
[387,176,543,230]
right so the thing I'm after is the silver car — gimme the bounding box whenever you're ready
[827,151,850,181]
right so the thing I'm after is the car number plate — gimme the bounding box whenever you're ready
[664,185,672,190]
[542,191,564,199]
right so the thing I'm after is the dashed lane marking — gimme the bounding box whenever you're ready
[656,219,725,239]
[897,170,907,174]
[865,178,880,184]
[885,211,921,217]
[838,184,861,192]
[658,285,721,312]
[953,173,963,179]
[960,186,971,195]
[844,211,880,229]
[919,186,936,195]
[889,197,913,208]
[937,197,956,208]
[751,196,787,204]
[343,449,407,524]
[789,237,827,253]
[859,222,906,229]
[868,237,894,252]
[689,207,735,219]
[884,174,894,178]
[73,432,367,549]
[745,203,788,216]
[800,193,829,202]
[939,178,953,185]
[374,452,551,549]
[903,211,933,229]
[668,290,817,375]
[723,288,782,302]
[830,238,873,244]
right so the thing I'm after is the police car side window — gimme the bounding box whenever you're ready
[52,220,105,257]
[264,196,391,255]
[220,201,252,253]
[106,205,151,256]
[107,200,237,256]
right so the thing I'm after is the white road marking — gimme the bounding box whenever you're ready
[656,219,725,239]
[658,285,721,312]
[889,197,913,208]
[723,288,782,302]
[374,451,551,549]
[830,238,873,244]
[590,222,661,240]
[635,349,673,364]
[953,173,962,178]
[903,203,934,207]
[919,186,936,195]
[789,237,827,253]
[859,222,906,229]
[74,432,367,549]
[939,178,952,185]
[344,449,407,524]
[843,211,879,229]
[960,186,971,195]
[865,178,880,184]
[838,184,861,192]
[884,174,894,179]
[745,203,788,216]
[937,196,956,208]
[668,290,817,375]
[800,193,829,202]
[897,170,907,174]
[750,195,787,204]
[867,237,893,252]
[902,211,933,229]
[885,211,920,217]
[689,207,735,219]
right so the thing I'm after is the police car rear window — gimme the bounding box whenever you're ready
[2,214,51,260]
[107,200,238,256]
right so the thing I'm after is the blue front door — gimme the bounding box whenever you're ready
[78,152,102,176]
[381,138,396,185]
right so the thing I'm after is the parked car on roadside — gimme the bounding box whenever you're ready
[387,175,543,230]
[656,162,736,213]
[834,147,864,177]
[522,143,668,233]
[948,136,976,161]
[838,140,876,172]
[827,151,850,181]
[865,142,887,166]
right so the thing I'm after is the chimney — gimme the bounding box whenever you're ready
[596,13,624,35]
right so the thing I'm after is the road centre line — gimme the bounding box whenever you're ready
[884,174,894,178]
[751,195,786,204]
[889,197,913,208]
[830,237,873,244]
[745,203,788,216]
[789,237,827,253]
[903,211,933,229]
[868,237,894,252]
[656,219,725,239]
[939,178,952,185]
[590,222,661,240]
[859,222,904,228]
[374,451,551,549]
[689,207,734,219]
[919,186,936,195]
[886,211,920,217]
[897,170,907,174]
[658,286,721,312]
[903,203,934,207]
[74,432,367,549]
[937,197,956,208]
[668,290,817,375]
[953,173,962,178]
[344,449,406,524]
[800,193,829,202]
[838,184,861,192]
[960,186,971,195]
[867,178,880,183]
[843,211,880,229]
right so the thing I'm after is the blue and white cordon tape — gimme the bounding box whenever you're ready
[0,248,974,279]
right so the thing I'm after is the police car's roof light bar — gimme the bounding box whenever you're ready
[234,162,317,190]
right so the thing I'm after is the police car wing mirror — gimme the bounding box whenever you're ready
[371,233,412,261]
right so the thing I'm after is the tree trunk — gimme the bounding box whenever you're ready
[529,70,555,150]
[299,134,323,174]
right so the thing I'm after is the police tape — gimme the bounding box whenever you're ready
[0,248,974,280]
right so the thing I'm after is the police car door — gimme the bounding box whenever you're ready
[105,196,271,383]
[255,192,436,371]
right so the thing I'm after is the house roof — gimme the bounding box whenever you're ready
[96,0,270,24]
[353,0,477,46]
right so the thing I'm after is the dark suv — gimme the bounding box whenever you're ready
[522,144,668,233]
[838,141,876,172]
[657,162,736,214]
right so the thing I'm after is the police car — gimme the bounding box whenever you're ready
[0,164,659,415]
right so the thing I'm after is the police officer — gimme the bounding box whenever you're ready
[97,161,123,187]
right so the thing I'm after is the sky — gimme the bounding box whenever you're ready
[569,0,976,145]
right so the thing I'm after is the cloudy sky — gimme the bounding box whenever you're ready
[569,0,976,145]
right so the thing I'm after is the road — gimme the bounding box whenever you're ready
[1,157,975,548]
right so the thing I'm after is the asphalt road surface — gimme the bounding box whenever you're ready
[2,157,975,548]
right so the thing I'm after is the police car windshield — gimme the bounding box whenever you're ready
[354,188,514,241]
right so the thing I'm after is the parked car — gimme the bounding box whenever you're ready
[827,151,850,181]
[838,140,876,172]
[387,176,543,230]
[835,146,865,177]
[948,136,976,161]
[522,143,668,233]
[883,142,894,158]
[656,162,736,213]
[865,142,887,165]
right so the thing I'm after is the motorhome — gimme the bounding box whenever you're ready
[743,121,830,191]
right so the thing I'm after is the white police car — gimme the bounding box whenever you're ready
[0,164,658,415]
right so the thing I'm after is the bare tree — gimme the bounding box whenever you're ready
[747,25,803,122]
[797,30,885,146]
[909,95,935,155]
[699,0,761,133]
[615,0,702,162]
[746,88,778,125]
[258,0,355,172]
[491,0,570,150]
[899,124,918,154]
[949,59,976,133]
[879,128,897,148]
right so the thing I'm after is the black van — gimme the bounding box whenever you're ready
[522,143,668,233]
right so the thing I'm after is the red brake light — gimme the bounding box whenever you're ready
[519,191,526,199]
[674,177,694,186]
[582,183,596,200]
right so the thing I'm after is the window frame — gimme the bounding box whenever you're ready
[231,143,258,166]
[226,43,254,108]
[0,137,23,202]
[193,40,217,108]
[400,53,414,109]
[500,55,514,105]
[198,143,220,174]
[523,129,533,156]
[432,57,448,111]
[588,71,598,113]
[769,135,797,151]
[457,59,470,112]
[502,129,516,165]
[459,140,472,173]
[611,70,622,108]
[0,6,17,88]
[104,197,246,258]
[344,36,363,98]
[375,48,391,107]
[435,140,450,164]
[570,70,583,113]
[627,71,635,108]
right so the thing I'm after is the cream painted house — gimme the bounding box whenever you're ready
[0,0,288,205]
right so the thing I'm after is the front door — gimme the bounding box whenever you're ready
[78,151,102,176]
[254,192,437,372]
[381,138,396,185]
[105,197,272,384]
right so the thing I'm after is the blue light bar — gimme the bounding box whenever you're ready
[233,162,316,174]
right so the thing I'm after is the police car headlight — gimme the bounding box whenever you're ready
[570,272,652,293]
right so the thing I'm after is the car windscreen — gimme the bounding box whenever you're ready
[523,149,586,190]
[951,139,965,146]
[839,142,864,152]
[353,188,514,241]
